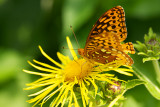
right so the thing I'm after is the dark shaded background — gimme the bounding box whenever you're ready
[0,0,160,107]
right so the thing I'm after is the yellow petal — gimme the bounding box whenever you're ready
[41,85,63,106]
[114,69,133,76]
[33,59,61,71]
[66,36,78,60]
[27,84,56,106]
[27,61,58,73]
[39,45,64,68]
[23,69,51,76]
[87,78,98,96]
[57,52,71,65]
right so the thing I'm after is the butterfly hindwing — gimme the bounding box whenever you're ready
[87,48,133,66]
[84,32,134,65]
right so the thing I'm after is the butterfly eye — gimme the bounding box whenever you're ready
[78,49,84,56]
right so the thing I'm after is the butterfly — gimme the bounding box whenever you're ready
[78,6,135,66]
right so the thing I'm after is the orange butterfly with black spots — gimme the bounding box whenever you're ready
[78,6,135,66]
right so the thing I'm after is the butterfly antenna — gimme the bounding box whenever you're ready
[62,46,78,50]
[70,25,80,49]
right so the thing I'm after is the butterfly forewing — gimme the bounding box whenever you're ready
[86,6,127,44]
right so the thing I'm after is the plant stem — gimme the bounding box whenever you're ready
[108,90,126,107]
[152,60,160,83]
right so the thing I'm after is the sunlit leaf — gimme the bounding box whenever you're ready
[126,79,145,90]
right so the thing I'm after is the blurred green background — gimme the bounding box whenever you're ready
[0,0,160,107]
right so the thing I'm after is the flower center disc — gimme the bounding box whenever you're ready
[64,59,93,81]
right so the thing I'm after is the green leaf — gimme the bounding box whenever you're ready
[134,68,160,100]
[137,52,148,56]
[156,52,160,56]
[143,57,159,63]
[126,79,145,90]
[134,41,147,52]
[147,50,154,54]
[144,34,149,43]
[148,28,154,38]
[132,55,160,100]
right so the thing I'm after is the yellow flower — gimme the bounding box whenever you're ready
[23,37,133,107]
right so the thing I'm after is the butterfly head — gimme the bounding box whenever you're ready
[78,48,85,57]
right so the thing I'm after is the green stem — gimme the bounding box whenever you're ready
[108,90,126,107]
[152,60,160,83]
[88,94,98,107]
[133,67,160,100]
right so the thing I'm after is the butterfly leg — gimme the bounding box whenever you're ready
[81,61,87,68]
[79,61,88,79]
[97,65,103,72]
[73,60,81,66]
